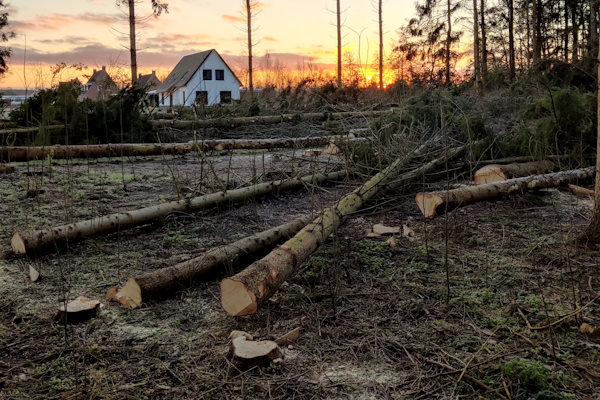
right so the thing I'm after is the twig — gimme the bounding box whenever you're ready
[530,293,600,330]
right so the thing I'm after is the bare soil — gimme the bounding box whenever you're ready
[1,129,599,399]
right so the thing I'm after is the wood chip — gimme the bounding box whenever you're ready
[372,223,400,236]
[402,224,416,240]
[28,266,39,282]
[106,287,119,302]
[580,322,600,336]
[385,236,398,248]
[275,327,300,345]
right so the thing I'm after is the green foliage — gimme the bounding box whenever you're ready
[9,83,155,144]
[502,358,550,394]
[248,98,260,116]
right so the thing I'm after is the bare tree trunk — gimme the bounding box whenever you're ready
[584,40,600,242]
[572,1,579,62]
[445,0,452,85]
[508,0,515,81]
[532,0,541,64]
[590,0,598,63]
[526,0,531,66]
[246,0,254,96]
[337,0,342,88]
[128,0,137,86]
[480,0,488,84]
[473,0,480,87]
[565,0,569,61]
[379,0,384,89]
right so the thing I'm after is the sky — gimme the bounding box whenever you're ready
[2,0,415,88]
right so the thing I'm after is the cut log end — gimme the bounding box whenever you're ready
[221,279,257,316]
[116,278,143,309]
[415,193,444,219]
[11,233,26,254]
[474,165,508,185]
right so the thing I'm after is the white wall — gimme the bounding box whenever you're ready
[160,51,241,107]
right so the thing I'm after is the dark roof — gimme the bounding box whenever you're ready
[136,72,161,91]
[156,50,212,93]
[87,67,115,86]
[156,49,242,93]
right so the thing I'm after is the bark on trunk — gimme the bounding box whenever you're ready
[337,0,342,88]
[416,167,595,219]
[584,39,600,242]
[11,170,348,254]
[220,143,472,316]
[532,0,541,64]
[152,110,395,130]
[129,0,137,86]
[508,0,516,81]
[480,0,488,84]
[474,160,554,185]
[0,135,367,162]
[114,215,313,308]
[445,0,452,85]
[379,0,384,90]
[246,0,253,96]
[473,0,480,87]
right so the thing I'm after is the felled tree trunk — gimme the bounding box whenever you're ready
[474,160,554,184]
[12,170,347,254]
[114,215,312,308]
[153,110,394,130]
[416,167,595,219]
[0,125,64,137]
[220,143,471,316]
[0,165,15,174]
[0,135,365,162]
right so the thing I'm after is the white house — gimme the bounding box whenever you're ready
[156,49,242,107]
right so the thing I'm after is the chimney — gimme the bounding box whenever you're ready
[102,66,106,71]
[152,70,156,75]
[139,73,142,78]
[93,69,97,74]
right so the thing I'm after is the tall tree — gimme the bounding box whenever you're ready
[532,0,541,63]
[445,0,452,84]
[243,0,260,96]
[378,0,384,89]
[473,0,480,87]
[480,0,488,84]
[0,0,13,75]
[119,0,168,86]
[337,0,343,87]
[508,0,516,80]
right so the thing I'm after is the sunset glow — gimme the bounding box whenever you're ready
[2,0,415,89]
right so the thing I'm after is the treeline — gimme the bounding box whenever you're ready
[392,0,598,87]
[8,82,155,145]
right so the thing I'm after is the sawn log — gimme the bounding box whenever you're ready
[474,160,555,184]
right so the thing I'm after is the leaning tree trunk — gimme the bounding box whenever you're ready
[474,160,554,184]
[220,142,473,316]
[416,167,595,219]
[584,38,600,242]
[114,215,313,308]
[0,135,367,162]
[11,170,347,254]
[128,0,138,86]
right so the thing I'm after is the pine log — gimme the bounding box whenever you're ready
[114,215,312,308]
[0,135,365,163]
[568,184,594,197]
[474,160,555,184]
[153,110,394,130]
[0,124,64,136]
[11,170,347,254]
[220,143,471,316]
[416,167,595,219]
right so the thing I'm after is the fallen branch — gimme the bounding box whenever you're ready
[153,110,394,130]
[0,135,367,163]
[12,170,347,254]
[113,215,312,308]
[220,142,471,316]
[529,293,600,331]
[474,161,555,185]
[0,124,64,136]
[415,167,595,219]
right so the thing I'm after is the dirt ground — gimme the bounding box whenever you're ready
[1,125,600,399]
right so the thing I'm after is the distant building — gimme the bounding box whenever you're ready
[80,66,119,101]
[136,71,162,107]
[156,49,242,107]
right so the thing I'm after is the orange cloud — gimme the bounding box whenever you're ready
[221,14,244,23]
[264,36,277,42]
[11,12,120,32]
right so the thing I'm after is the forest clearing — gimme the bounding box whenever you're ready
[3,0,600,398]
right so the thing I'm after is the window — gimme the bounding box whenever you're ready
[183,91,186,104]
[220,91,232,104]
[215,69,225,80]
[203,69,212,80]
[195,91,208,105]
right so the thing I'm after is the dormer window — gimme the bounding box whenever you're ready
[203,70,212,80]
